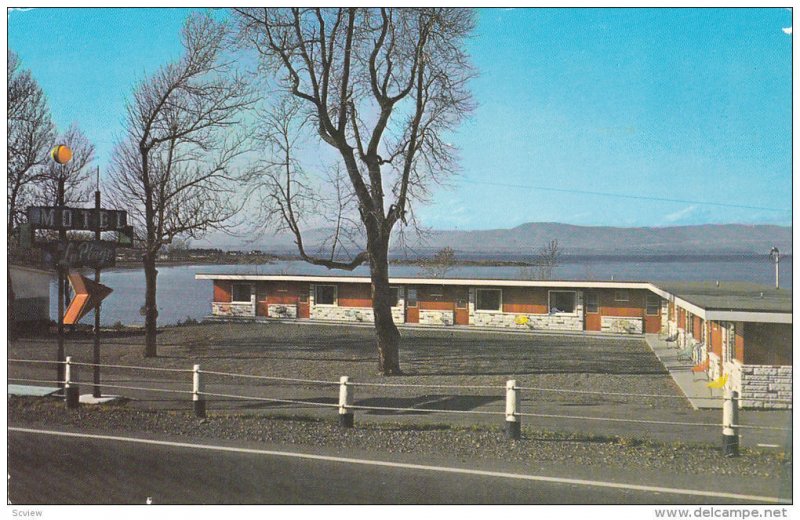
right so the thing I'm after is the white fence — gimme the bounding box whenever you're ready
[8,358,791,456]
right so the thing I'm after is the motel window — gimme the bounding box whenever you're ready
[390,287,401,307]
[686,312,693,335]
[231,284,252,303]
[314,285,337,306]
[407,288,418,307]
[475,289,502,312]
[585,293,599,313]
[614,290,629,302]
[646,295,660,315]
[549,291,576,314]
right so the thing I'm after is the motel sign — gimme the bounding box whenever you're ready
[27,206,128,231]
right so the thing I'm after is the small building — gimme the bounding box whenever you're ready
[196,273,792,409]
[9,265,53,323]
[650,282,791,409]
[195,274,664,334]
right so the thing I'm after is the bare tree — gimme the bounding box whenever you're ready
[520,239,562,280]
[234,8,475,374]
[537,239,561,280]
[7,50,55,336]
[419,246,456,278]
[108,14,254,357]
[7,50,55,239]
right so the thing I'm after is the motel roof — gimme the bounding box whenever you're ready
[648,281,791,324]
[650,281,792,313]
[194,273,654,290]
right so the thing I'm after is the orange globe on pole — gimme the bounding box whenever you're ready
[50,145,73,164]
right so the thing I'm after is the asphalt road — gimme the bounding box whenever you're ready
[7,428,788,505]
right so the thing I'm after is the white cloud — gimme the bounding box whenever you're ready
[7,7,35,18]
[784,7,792,34]
[663,205,697,224]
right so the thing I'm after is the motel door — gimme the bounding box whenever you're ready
[297,290,310,319]
[454,288,469,325]
[584,292,601,331]
[644,295,661,334]
[405,287,419,323]
[256,285,269,317]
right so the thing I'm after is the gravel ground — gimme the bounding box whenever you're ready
[9,322,790,448]
[10,321,684,406]
[8,396,790,481]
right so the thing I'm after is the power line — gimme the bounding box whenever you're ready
[459,179,791,213]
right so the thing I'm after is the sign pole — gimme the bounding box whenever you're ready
[93,166,102,397]
[56,169,66,390]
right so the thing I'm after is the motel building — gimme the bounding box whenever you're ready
[196,274,792,409]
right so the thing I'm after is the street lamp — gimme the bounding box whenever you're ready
[769,246,781,290]
[51,144,72,390]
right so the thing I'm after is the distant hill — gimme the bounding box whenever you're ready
[412,223,793,257]
[208,222,792,258]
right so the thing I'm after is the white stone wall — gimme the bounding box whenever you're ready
[268,303,297,319]
[212,301,255,317]
[600,316,643,334]
[739,365,792,409]
[419,309,454,326]
[472,311,582,331]
[307,283,406,324]
[310,306,405,323]
[468,288,583,331]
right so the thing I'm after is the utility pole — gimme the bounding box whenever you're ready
[769,247,781,290]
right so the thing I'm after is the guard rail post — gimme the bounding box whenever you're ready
[505,379,521,440]
[64,356,80,409]
[338,376,354,428]
[193,364,206,418]
[722,389,739,457]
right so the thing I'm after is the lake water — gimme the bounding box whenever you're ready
[50,258,793,326]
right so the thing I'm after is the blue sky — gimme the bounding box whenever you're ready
[7,7,793,231]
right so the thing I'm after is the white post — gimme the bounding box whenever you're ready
[775,260,780,289]
[64,356,79,409]
[193,364,206,418]
[722,388,739,457]
[64,356,72,388]
[505,379,521,440]
[338,376,354,427]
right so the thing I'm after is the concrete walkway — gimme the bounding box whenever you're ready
[644,334,723,410]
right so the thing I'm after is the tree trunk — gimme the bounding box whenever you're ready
[369,234,401,375]
[143,253,159,357]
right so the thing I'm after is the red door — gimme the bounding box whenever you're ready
[256,285,269,317]
[405,287,419,323]
[297,294,309,319]
[584,292,601,331]
[454,288,469,325]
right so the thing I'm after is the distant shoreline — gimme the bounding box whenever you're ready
[107,253,792,271]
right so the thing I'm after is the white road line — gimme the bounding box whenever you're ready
[9,427,790,504]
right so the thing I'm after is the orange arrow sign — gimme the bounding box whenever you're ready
[64,272,113,325]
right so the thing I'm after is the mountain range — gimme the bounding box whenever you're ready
[217,222,792,258]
